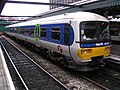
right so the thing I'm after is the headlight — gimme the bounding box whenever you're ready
[81,49,92,54]
[105,47,111,51]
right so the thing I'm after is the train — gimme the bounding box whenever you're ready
[5,11,112,71]
[109,21,120,43]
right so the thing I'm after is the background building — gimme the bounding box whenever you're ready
[50,0,80,10]
[0,19,11,34]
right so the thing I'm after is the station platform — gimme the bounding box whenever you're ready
[110,54,120,61]
[110,44,120,61]
[0,46,15,90]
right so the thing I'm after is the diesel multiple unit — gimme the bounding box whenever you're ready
[5,11,112,71]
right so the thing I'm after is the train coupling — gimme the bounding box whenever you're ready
[88,58,105,68]
[99,60,105,68]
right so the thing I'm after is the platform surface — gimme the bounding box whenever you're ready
[0,51,9,90]
[0,46,15,90]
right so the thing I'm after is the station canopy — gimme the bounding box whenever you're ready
[0,0,51,21]
[1,0,120,21]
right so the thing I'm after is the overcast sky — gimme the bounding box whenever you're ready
[1,0,50,16]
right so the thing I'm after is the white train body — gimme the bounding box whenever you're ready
[5,11,111,71]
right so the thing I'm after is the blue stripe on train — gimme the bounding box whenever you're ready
[19,23,74,46]
[81,42,111,48]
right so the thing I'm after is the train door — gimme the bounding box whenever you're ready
[17,27,20,34]
[64,24,71,56]
[64,24,70,45]
[34,24,40,41]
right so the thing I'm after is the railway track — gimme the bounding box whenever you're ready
[2,36,120,90]
[0,38,69,90]
[74,63,120,90]
[105,58,120,72]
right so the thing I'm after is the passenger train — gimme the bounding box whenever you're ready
[5,11,112,71]
[110,21,120,43]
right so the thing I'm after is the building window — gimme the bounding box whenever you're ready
[52,27,60,40]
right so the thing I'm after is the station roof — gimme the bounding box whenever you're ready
[37,0,120,18]
[1,0,120,20]
[0,0,7,15]
[84,0,120,16]
[0,19,11,25]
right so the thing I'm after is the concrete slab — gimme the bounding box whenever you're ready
[0,46,15,90]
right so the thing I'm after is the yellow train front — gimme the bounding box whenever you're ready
[76,45,111,71]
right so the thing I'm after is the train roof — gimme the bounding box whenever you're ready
[6,11,108,28]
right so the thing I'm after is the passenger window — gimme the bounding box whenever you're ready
[27,29,31,35]
[31,29,34,36]
[52,27,60,40]
[110,27,119,36]
[20,28,24,34]
[41,28,46,37]
[24,28,30,35]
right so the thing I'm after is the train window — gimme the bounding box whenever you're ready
[10,28,17,33]
[31,30,34,36]
[28,29,31,35]
[13,28,17,33]
[52,27,60,40]
[41,28,46,37]
[81,22,97,40]
[80,21,110,42]
[20,28,24,34]
[17,27,20,33]
[24,28,30,35]
[10,28,12,32]
[110,27,119,36]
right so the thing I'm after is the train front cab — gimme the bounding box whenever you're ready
[72,21,112,71]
